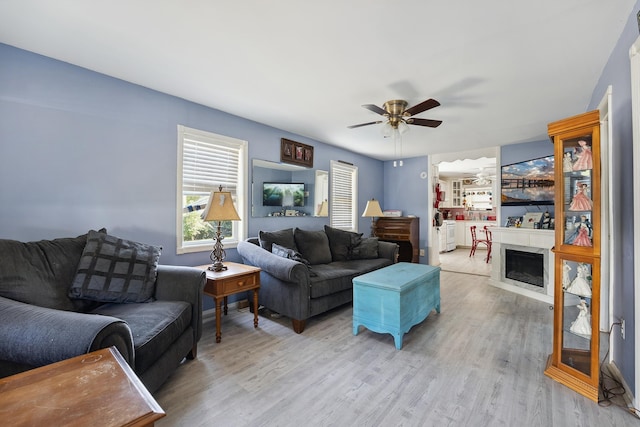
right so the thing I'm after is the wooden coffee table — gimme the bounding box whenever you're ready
[198,262,261,343]
[0,346,164,426]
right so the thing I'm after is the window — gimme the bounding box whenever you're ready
[177,125,247,254]
[330,160,358,231]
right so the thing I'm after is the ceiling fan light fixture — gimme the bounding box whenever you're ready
[381,122,394,138]
[398,120,409,134]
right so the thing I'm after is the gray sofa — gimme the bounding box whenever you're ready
[237,226,398,333]
[0,229,206,394]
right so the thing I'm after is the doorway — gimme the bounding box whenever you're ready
[428,147,499,276]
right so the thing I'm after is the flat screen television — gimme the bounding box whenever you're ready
[501,155,555,206]
[263,182,305,207]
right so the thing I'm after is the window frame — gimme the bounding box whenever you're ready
[176,125,247,254]
[330,160,358,232]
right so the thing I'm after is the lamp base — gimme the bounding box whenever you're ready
[208,261,227,272]
[209,228,227,272]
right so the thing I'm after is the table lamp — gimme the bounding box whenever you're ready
[362,198,384,236]
[203,185,241,271]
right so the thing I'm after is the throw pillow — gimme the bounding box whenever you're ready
[271,243,312,265]
[351,237,380,260]
[259,228,296,253]
[0,229,106,312]
[69,230,161,303]
[271,244,317,277]
[324,225,363,261]
[293,228,332,265]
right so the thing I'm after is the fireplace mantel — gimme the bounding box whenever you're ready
[490,227,555,304]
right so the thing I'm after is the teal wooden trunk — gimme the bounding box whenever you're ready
[352,262,441,349]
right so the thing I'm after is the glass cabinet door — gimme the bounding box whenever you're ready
[560,258,594,376]
[555,126,600,258]
[560,136,594,248]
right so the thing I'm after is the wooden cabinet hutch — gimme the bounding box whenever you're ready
[373,217,420,263]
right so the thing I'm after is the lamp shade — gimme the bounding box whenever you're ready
[362,199,384,217]
[317,200,328,216]
[203,188,241,222]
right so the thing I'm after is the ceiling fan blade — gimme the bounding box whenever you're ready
[403,98,440,116]
[407,118,443,128]
[347,120,383,129]
[361,104,388,116]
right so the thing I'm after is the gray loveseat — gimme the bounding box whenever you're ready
[0,229,206,393]
[237,226,398,333]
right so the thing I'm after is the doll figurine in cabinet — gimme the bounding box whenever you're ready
[562,263,572,289]
[566,215,592,247]
[563,151,573,172]
[565,263,592,297]
[569,183,593,211]
[570,299,592,337]
[572,140,593,170]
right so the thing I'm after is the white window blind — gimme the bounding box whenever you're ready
[177,125,247,254]
[330,160,358,231]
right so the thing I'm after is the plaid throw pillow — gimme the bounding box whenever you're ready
[69,230,161,303]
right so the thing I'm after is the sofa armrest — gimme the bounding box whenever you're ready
[378,240,399,263]
[0,296,134,369]
[237,240,311,321]
[237,240,309,282]
[154,265,206,345]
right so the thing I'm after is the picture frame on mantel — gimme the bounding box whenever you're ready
[281,138,313,168]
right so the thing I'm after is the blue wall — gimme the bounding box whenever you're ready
[383,156,431,263]
[588,0,640,393]
[0,43,384,267]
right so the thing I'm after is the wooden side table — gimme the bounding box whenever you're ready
[0,346,164,427]
[198,262,261,343]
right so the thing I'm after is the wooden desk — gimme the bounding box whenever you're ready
[0,347,164,427]
[198,262,261,343]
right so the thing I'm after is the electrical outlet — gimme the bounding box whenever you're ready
[621,318,626,340]
[419,249,425,256]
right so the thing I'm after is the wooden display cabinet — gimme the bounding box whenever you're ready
[544,110,601,402]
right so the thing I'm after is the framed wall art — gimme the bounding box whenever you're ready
[281,138,313,168]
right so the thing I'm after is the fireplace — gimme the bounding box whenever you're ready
[505,249,544,287]
[489,228,555,304]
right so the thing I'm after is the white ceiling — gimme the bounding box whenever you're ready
[0,1,635,161]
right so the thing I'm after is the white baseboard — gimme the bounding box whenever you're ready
[606,361,639,418]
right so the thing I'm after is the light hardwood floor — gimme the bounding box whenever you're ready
[439,247,492,277]
[154,269,636,427]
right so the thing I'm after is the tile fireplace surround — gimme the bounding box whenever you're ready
[490,227,555,304]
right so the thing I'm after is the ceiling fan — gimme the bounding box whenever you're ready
[347,98,442,135]
[471,169,496,185]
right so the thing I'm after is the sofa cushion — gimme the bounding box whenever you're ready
[351,237,380,260]
[69,231,161,304]
[309,258,393,298]
[323,225,363,261]
[294,228,332,265]
[259,228,296,253]
[0,230,104,312]
[90,300,191,374]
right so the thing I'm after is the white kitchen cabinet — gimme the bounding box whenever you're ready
[455,221,466,246]
[451,180,463,207]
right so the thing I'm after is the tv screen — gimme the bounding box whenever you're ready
[501,155,554,206]
[263,182,305,207]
